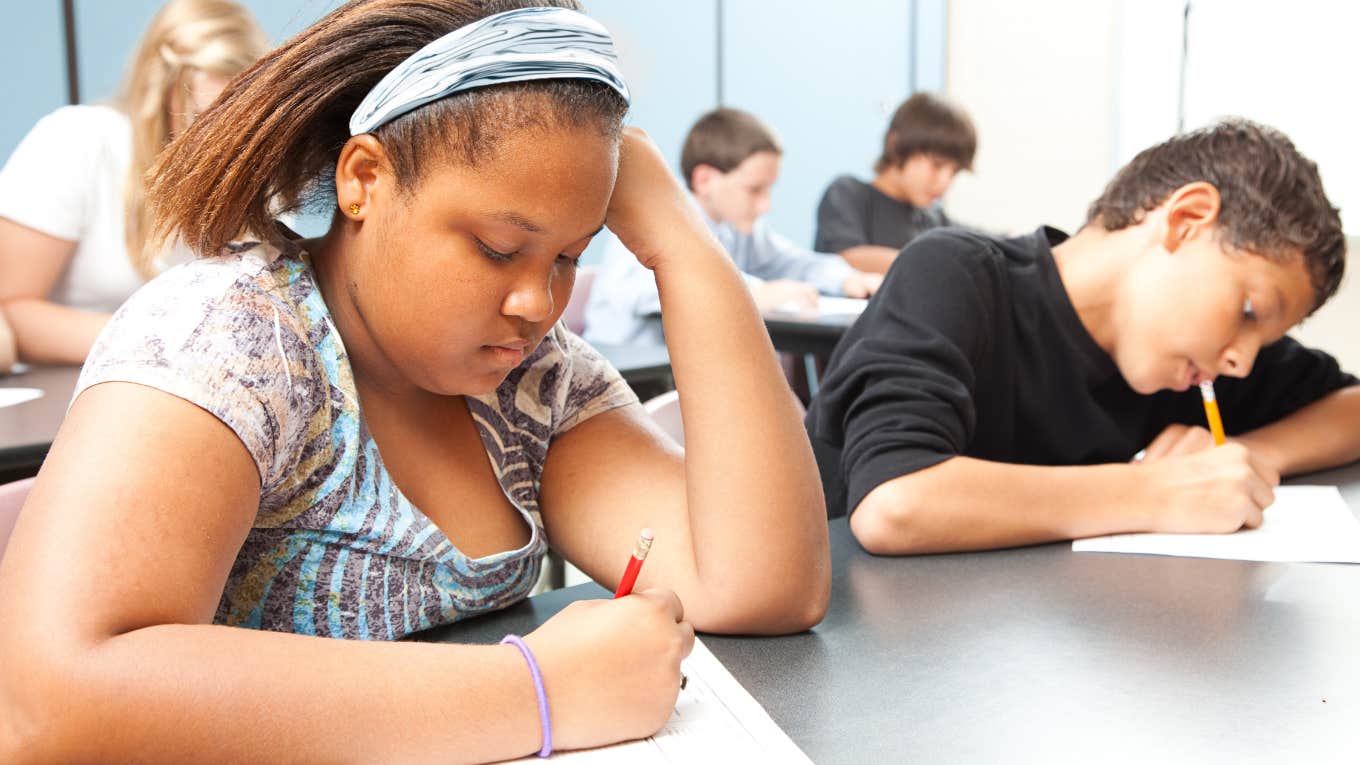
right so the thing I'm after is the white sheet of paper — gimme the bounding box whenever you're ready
[813,296,868,316]
[1072,485,1360,563]
[769,296,868,317]
[0,387,42,408]
[502,637,811,763]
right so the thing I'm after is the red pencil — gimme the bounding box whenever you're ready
[612,528,654,598]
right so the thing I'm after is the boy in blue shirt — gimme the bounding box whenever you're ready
[585,108,880,346]
[806,120,1360,554]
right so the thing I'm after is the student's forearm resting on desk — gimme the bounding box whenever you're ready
[838,244,899,274]
[0,313,15,372]
[541,130,830,635]
[2,299,110,364]
[1235,386,1360,477]
[850,443,1283,555]
[0,217,110,364]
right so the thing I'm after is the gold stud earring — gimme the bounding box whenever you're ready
[349,203,361,216]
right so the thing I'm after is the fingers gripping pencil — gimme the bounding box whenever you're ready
[610,529,687,690]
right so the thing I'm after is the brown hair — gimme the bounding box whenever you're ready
[147,0,628,256]
[116,0,268,277]
[1086,119,1345,312]
[679,108,781,191]
[874,92,976,173]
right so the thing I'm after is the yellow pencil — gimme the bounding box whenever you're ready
[1199,381,1226,446]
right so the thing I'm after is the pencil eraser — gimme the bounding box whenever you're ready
[639,528,654,540]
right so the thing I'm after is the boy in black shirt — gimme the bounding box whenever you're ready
[814,92,976,274]
[806,120,1360,554]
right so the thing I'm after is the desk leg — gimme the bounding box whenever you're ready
[803,354,820,398]
[532,551,566,594]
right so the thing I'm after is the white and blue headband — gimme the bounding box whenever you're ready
[348,6,630,136]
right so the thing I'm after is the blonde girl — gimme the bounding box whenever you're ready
[0,0,268,364]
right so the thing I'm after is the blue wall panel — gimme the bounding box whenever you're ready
[6,2,938,253]
[72,0,340,105]
[914,0,948,92]
[577,0,719,264]
[68,0,341,236]
[721,0,913,249]
[0,1,68,159]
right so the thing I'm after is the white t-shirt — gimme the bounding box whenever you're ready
[0,105,189,313]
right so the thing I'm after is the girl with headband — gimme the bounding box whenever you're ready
[0,2,830,762]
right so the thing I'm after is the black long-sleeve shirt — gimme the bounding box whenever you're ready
[806,226,1357,519]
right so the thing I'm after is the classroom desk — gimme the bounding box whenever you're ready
[0,364,80,482]
[762,302,865,398]
[641,304,859,359]
[416,461,1360,763]
[762,308,858,358]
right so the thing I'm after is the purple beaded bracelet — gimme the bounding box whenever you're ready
[501,634,553,758]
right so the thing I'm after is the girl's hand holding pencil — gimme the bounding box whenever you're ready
[520,529,693,751]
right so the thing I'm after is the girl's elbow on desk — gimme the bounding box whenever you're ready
[691,593,828,636]
[685,561,830,634]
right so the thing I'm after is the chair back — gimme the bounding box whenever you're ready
[562,265,598,335]
[641,389,806,450]
[0,476,36,562]
[642,389,684,447]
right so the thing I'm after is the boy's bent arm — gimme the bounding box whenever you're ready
[838,244,899,274]
[1236,385,1360,476]
[851,457,1152,554]
[851,447,1278,555]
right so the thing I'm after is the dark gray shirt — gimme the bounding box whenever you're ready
[814,175,950,254]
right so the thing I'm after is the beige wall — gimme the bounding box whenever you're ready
[943,0,1359,372]
[943,0,1118,235]
[1292,239,1360,374]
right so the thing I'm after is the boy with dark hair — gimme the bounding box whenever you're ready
[815,92,977,273]
[585,108,880,346]
[805,119,1360,555]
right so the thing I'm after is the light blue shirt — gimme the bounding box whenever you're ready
[583,207,853,345]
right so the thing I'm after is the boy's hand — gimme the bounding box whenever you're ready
[842,271,883,299]
[1142,442,1280,534]
[1138,423,1218,461]
[751,280,818,312]
[605,127,713,271]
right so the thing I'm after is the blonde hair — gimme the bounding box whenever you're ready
[115,0,268,277]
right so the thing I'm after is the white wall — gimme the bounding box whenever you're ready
[943,0,1120,235]
[945,0,1360,370]
[1180,0,1360,233]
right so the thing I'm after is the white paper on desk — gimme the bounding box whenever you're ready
[0,387,42,408]
[769,296,868,317]
[502,637,811,764]
[1072,485,1360,563]
[814,296,868,316]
